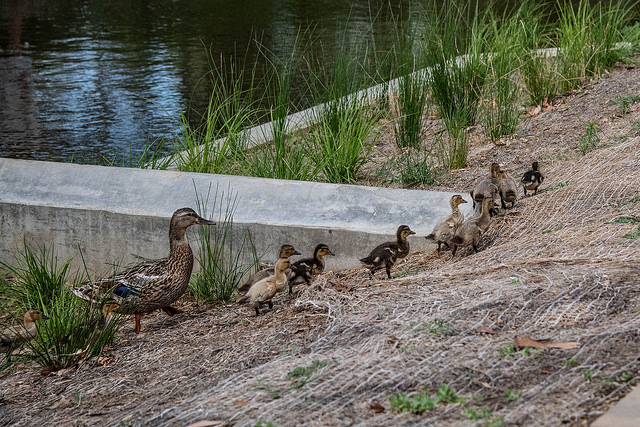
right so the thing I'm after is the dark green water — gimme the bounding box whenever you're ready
[0,0,418,164]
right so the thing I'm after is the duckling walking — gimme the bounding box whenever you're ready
[239,257,292,316]
[449,197,493,256]
[425,195,468,257]
[71,208,215,334]
[496,169,518,209]
[288,244,335,294]
[521,161,544,196]
[238,244,300,293]
[470,163,501,212]
[1,309,49,353]
[360,225,415,279]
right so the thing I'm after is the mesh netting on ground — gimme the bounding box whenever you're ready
[2,98,640,427]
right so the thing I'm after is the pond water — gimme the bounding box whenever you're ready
[0,0,420,164]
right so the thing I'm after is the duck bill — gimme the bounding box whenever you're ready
[196,216,216,226]
[294,250,302,255]
[328,250,335,256]
[409,231,416,235]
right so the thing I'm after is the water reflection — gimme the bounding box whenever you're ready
[0,0,411,164]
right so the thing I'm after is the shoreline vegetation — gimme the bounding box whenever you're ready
[122,0,639,185]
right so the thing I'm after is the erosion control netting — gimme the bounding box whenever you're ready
[1,140,638,426]
[142,140,639,425]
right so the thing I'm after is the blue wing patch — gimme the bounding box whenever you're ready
[114,285,138,297]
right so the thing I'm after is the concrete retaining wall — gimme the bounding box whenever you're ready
[0,157,472,276]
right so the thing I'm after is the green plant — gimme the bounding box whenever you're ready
[378,150,443,187]
[623,225,640,239]
[579,122,600,154]
[545,181,572,192]
[584,369,593,381]
[100,138,173,170]
[610,94,640,115]
[253,420,277,427]
[511,278,521,284]
[189,184,259,303]
[621,195,640,206]
[505,389,523,401]
[389,388,437,414]
[499,345,516,358]
[618,371,635,382]
[565,358,578,367]
[287,359,332,389]
[425,319,457,336]
[464,406,493,420]
[435,383,464,404]
[606,216,640,224]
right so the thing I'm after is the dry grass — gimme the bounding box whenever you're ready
[2,64,640,426]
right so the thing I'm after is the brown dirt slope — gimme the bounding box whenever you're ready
[1,65,640,426]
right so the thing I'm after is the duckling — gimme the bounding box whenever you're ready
[425,195,468,257]
[360,225,416,279]
[287,244,335,294]
[521,161,544,196]
[238,257,292,316]
[99,299,121,327]
[496,169,518,209]
[72,207,215,334]
[449,197,493,256]
[470,163,501,211]
[1,309,49,353]
[237,244,301,293]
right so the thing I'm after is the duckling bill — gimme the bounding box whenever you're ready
[71,207,215,334]
[360,225,415,279]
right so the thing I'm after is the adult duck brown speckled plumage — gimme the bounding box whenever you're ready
[71,208,215,333]
[360,225,415,279]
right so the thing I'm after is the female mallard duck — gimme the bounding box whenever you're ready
[360,225,415,279]
[449,197,493,256]
[1,309,49,352]
[239,257,292,316]
[496,168,518,209]
[521,161,544,196]
[425,195,468,257]
[237,244,301,293]
[288,244,335,294]
[470,163,500,212]
[71,207,215,334]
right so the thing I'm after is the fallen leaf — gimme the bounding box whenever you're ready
[474,328,497,335]
[370,401,385,413]
[514,336,580,351]
[540,369,553,375]
[232,400,249,406]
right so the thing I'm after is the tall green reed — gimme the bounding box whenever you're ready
[190,184,259,303]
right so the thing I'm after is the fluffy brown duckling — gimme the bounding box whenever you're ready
[496,169,518,209]
[287,244,335,294]
[239,257,292,316]
[238,244,301,293]
[521,161,544,196]
[360,225,416,279]
[1,309,49,352]
[470,163,500,212]
[425,195,468,257]
[449,197,493,256]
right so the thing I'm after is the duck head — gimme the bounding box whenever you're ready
[169,208,216,248]
[451,194,468,208]
[313,244,335,259]
[397,225,416,241]
[278,244,301,258]
[532,161,540,171]
[490,163,501,178]
[24,309,49,324]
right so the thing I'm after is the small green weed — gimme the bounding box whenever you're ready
[479,416,506,427]
[565,358,578,367]
[624,225,640,239]
[412,319,457,336]
[606,216,640,224]
[378,150,443,187]
[499,345,516,358]
[545,181,572,192]
[464,406,493,420]
[584,369,593,381]
[610,94,640,115]
[618,371,635,383]
[505,389,523,402]
[253,420,277,427]
[510,278,521,284]
[579,122,601,154]
[287,359,332,390]
[621,195,640,206]
[388,384,462,414]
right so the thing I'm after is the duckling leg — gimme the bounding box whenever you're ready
[385,263,392,279]
[451,245,458,256]
[268,301,273,310]
[254,307,260,316]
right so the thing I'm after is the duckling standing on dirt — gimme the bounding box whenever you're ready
[71,207,215,334]
[1,309,49,353]
[238,245,301,294]
[239,257,292,316]
[287,244,335,294]
[360,225,416,279]
[470,163,501,212]
[425,195,468,257]
[449,197,494,256]
[496,169,518,209]
[521,161,544,196]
